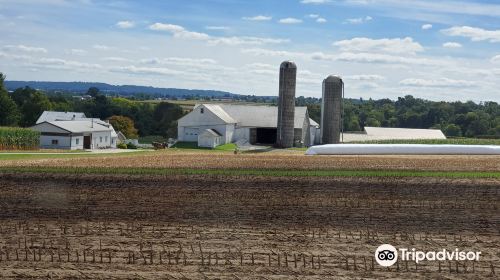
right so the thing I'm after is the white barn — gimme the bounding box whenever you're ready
[178,104,319,147]
[31,111,118,150]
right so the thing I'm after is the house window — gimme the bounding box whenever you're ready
[105,136,108,142]
[51,139,58,145]
[200,108,204,114]
[100,137,103,143]
[112,139,114,144]
[76,138,80,145]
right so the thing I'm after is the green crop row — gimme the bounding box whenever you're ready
[1,166,499,179]
[0,127,40,150]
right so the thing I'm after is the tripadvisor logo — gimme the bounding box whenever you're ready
[375,244,481,267]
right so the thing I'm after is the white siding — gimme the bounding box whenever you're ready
[40,135,72,149]
[232,127,250,143]
[91,131,113,149]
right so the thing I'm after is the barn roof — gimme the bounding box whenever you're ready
[36,111,87,124]
[199,104,318,128]
[202,104,237,124]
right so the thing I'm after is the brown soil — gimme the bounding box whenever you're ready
[0,174,498,279]
[2,150,500,171]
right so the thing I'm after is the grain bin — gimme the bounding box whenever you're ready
[276,61,297,148]
[321,75,343,144]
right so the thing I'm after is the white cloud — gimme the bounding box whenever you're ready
[301,0,331,4]
[442,42,462,48]
[442,26,500,43]
[422,24,433,30]
[115,20,135,29]
[149,23,184,32]
[333,37,424,55]
[344,16,372,24]
[140,57,217,66]
[32,58,102,70]
[344,74,386,81]
[110,65,182,76]
[92,44,112,50]
[207,36,289,46]
[148,23,210,40]
[242,15,272,21]
[68,49,87,55]
[491,55,500,63]
[399,77,478,88]
[101,57,132,62]
[279,18,303,24]
[308,14,320,18]
[3,44,47,53]
[205,26,229,30]
[149,22,287,46]
[335,52,441,65]
[316,17,327,23]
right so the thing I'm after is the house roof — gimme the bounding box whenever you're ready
[200,104,318,128]
[36,111,87,124]
[38,120,115,133]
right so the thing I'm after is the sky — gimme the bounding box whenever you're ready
[0,0,499,102]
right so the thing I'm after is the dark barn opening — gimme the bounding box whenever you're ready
[255,128,277,144]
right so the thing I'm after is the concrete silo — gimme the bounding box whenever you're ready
[276,61,297,148]
[321,75,343,144]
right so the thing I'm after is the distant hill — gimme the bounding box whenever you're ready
[5,81,238,98]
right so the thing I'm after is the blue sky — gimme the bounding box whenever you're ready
[1,0,499,101]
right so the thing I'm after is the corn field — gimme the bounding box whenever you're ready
[0,127,40,150]
[0,173,498,279]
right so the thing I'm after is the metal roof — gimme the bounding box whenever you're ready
[200,128,222,137]
[204,104,317,128]
[42,120,114,133]
[36,111,87,124]
[343,127,446,142]
[202,104,237,123]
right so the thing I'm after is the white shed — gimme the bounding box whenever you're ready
[198,129,222,148]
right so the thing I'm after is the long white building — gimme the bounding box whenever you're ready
[31,111,118,150]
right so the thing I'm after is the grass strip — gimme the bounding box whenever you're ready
[0,166,499,178]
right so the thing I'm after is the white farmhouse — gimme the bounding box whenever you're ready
[31,111,118,150]
[178,104,319,147]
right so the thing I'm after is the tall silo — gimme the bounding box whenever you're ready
[321,75,343,144]
[276,61,297,148]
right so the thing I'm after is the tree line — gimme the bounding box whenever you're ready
[305,96,500,137]
[2,72,500,138]
[0,73,184,139]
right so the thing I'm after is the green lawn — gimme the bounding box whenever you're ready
[171,142,237,151]
[0,166,499,179]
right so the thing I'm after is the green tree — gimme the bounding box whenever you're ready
[152,102,184,137]
[108,115,139,138]
[15,88,52,126]
[443,124,462,137]
[0,73,20,126]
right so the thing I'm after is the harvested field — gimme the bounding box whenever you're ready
[0,173,498,279]
[1,150,500,172]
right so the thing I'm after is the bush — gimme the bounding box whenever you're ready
[126,143,138,149]
[117,142,127,149]
[0,127,39,150]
